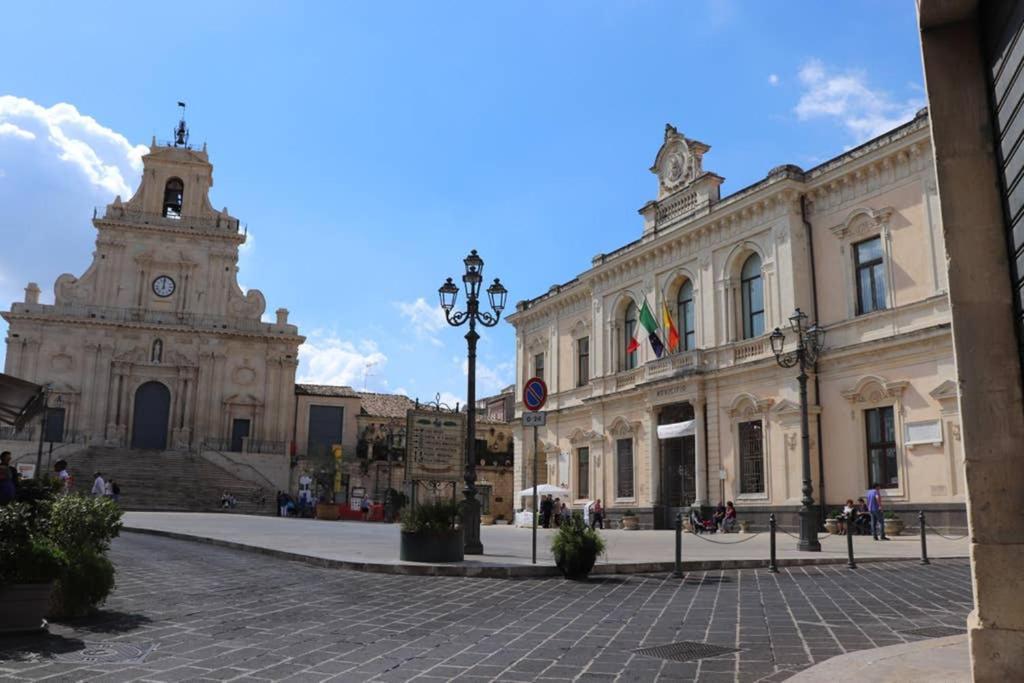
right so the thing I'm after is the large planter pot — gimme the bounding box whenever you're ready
[400,530,464,563]
[885,519,905,537]
[316,503,340,521]
[480,514,495,526]
[621,515,639,530]
[824,519,840,535]
[0,582,55,633]
[554,541,599,580]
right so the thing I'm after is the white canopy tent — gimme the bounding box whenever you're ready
[657,420,695,439]
[515,484,570,499]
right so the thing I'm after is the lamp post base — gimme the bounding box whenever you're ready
[461,494,483,555]
[798,504,821,552]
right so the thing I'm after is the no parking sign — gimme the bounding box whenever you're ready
[522,377,547,411]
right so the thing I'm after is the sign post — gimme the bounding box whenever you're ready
[523,377,548,565]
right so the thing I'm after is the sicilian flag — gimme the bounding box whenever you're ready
[661,300,680,353]
[639,298,665,358]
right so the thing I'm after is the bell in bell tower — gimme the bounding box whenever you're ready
[173,101,189,147]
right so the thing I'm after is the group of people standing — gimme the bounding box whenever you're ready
[539,494,570,528]
[0,453,119,505]
[90,471,121,502]
[836,483,891,539]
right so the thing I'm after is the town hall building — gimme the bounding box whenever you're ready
[507,110,965,530]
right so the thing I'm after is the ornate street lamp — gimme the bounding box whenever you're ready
[770,308,826,552]
[438,250,507,555]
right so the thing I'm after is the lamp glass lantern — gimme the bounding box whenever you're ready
[438,278,459,313]
[788,307,807,333]
[770,327,786,357]
[487,278,507,313]
[463,250,484,297]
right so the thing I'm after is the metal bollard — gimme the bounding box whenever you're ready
[846,515,857,569]
[673,512,684,578]
[768,513,779,573]
[919,510,930,565]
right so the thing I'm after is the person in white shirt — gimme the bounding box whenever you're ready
[91,472,106,497]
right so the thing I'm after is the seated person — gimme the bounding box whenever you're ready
[854,497,872,535]
[712,503,726,530]
[838,499,855,535]
[688,507,706,534]
[721,501,738,532]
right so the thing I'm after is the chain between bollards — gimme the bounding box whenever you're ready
[768,513,778,573]
[673,512,684,578]
[846,513,857,569]
[919,510,930,565]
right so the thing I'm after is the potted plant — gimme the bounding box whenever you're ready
[883,511,905,536]
[0,502,67,633]
[824,509,842,535]
[46,494,123,618]
[399,500,464,562]
[551,511,606,580]
[481,513,495,525]
[621,509,639,530]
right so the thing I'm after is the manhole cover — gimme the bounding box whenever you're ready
[56,641,156,664]
[901,626,965,638]
[633,641,739,662]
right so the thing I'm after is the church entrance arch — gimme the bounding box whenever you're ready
[131,381,171,450]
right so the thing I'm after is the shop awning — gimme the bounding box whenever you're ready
[0,373,46,430]
[657,420,695,439]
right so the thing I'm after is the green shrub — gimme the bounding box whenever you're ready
[551,511,606,580]
[50,550,115,617]
[400,500,460,533]
[46,495,123,617]
[623,509,636,517]
[49,495,123,555]
[883,510,900,520]
[0,503,66,584]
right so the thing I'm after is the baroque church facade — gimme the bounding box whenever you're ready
[508,110,965,529]
[2,127,303,454]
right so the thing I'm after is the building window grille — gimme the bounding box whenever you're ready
[677,280,695,350]
[741,254,764,339]
[865,406,898,488]
[534,353,544,382]
[854,236,887,315]
[577,336,589,386]
[162,177,184,219]
[738,419,764,494]
[577,447,590,499]
[623,301,638,370]
[616,438,634,498]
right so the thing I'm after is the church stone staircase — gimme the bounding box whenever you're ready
[59,446,273,514]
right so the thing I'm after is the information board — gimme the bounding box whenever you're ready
[405,408,466,482]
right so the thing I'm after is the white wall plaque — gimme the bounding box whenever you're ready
[904,419,943,447]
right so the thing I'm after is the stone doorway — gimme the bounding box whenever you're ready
[131,381,171,450]
[657,402,696,529]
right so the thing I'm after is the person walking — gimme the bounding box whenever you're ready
[540,494,553,528]
[54,460,72,493]
[360,492,372,521]
[0,451,17,505]
[552,498,562,528]
[91,472,106,497]
[867,483,889,540]
[591,499,604,529]
[110,479,121,503]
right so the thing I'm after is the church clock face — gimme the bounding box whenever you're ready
[152,275,176,297]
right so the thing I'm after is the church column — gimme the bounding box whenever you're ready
[262,354,278,442]
[91,344,114,440]
[694,401,706,507]
[78,343,98,439]
[279,358,297,444]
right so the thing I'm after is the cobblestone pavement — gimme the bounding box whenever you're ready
[0,534,973,682]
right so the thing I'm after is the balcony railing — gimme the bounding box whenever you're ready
[732,337,771,363]
[99,207,242,234]
[644,349,704,381]
[9,302,295,335]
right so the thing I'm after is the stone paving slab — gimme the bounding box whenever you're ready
[122,512,969,576]
[0,534,973,682]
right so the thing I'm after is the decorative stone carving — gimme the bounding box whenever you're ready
[233,365,256,386]
[830,206,895,241]
[841,375,908,404]
[607,417,640,438]
[728,393,774,418]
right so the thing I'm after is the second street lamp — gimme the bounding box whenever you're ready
[438,250,507,555]
[770,308,826,552]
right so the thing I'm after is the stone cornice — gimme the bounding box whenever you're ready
[93,215,246,244]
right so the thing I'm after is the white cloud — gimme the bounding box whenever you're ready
[438,391,463,410]
[395,297,447,347]
[768,74,779,86]
[0,96,148,353]
[794,59,923,141]
[460,358,514,398]
[297,333,387,388]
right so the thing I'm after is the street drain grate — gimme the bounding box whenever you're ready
[901,626,965,638]
[633,641,739,662]
[56,641,156,664]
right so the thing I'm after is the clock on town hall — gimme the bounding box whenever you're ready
[152,275,175,297]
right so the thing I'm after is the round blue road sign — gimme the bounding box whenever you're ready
[523,377,547,411]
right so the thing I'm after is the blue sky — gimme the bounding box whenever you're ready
[0,1,925,405]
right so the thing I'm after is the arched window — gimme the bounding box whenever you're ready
[741,254,764,339]
[677,280,695,351]
[151,339,163,363]
[162,178,184,219]
[623,301,638,370]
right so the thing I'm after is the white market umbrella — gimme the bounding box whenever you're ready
[516,484,570,498]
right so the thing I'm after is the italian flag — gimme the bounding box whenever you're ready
[627,298,665,358]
